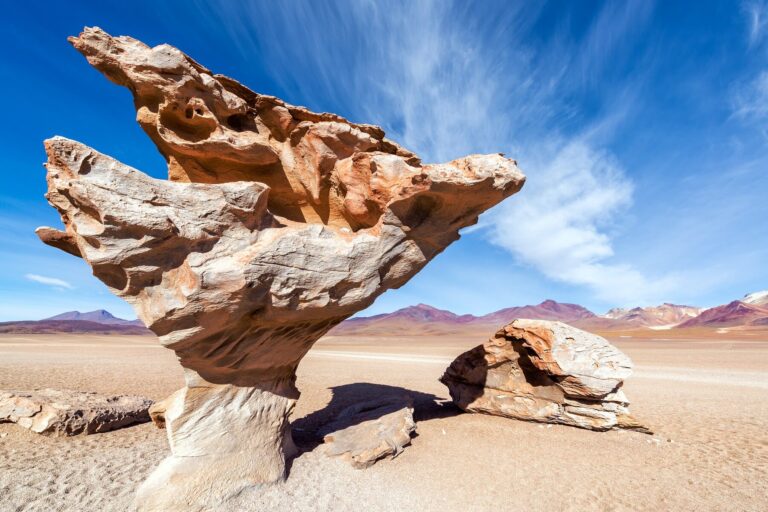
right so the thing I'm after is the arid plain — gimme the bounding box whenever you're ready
[1,330,767,512]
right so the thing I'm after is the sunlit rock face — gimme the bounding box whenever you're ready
[319,396,417,469]
[0,389,152,435]
[441,319,651,433]
[37,27,525,511]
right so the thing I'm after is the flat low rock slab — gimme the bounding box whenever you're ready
[320,397,416,469]
[0,389,153,436]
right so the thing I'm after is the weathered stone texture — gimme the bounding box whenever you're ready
[441,319,650,433]
[320,396,416,468]
[0,389,152,435]
[37,27,525,511]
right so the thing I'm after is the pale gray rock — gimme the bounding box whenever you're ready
[320,396,416,469]
[0,389,152,435]
[441,319,651,433]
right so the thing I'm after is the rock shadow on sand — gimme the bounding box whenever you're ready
[290,382,460,457]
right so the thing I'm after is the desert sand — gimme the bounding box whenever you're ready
[1,332,767,512]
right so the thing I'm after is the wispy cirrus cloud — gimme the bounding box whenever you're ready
[192,0,670,305]
[732,4,768,127]
[744,0,768,46]
[732,71,768,120]
[25,273,73,290]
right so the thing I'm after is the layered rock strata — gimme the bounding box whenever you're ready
[441,319,650,433]
[36,27,525,510]
[0,389,152,435]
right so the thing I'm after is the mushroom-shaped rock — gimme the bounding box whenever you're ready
[440,319,650,433]
[36,27,525,511]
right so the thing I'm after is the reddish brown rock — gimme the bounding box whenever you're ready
[441,319,650,433]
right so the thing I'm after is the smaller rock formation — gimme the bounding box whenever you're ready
[440,319,650,433]
[0,389,152,435]
[320,396,416,468]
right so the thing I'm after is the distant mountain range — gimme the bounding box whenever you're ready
[333,300,596,336]
[603,303,704,328]
[44,310,145,326]
[677,291,768,328]
[477,299,596,324]
[679,300,768,328]
[0,310,149,335]
[1,291,766,336]
[331,291,768,336]
[330,301,593,336]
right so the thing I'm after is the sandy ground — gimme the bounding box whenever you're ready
[1,333,767,512]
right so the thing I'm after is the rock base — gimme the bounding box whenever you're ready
[137,374,297,512]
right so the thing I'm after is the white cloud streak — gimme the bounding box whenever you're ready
[25,273,73,290]
[733,70,768,121]
[745,1,768,46]
[193,0,669,305]
[486,141,676,303]
[732,5,768,127]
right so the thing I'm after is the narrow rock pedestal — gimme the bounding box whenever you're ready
[139,372,297,511]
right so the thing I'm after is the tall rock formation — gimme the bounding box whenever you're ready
[36,27,525,511]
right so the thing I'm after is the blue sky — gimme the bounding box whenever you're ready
[1,0,767,321]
